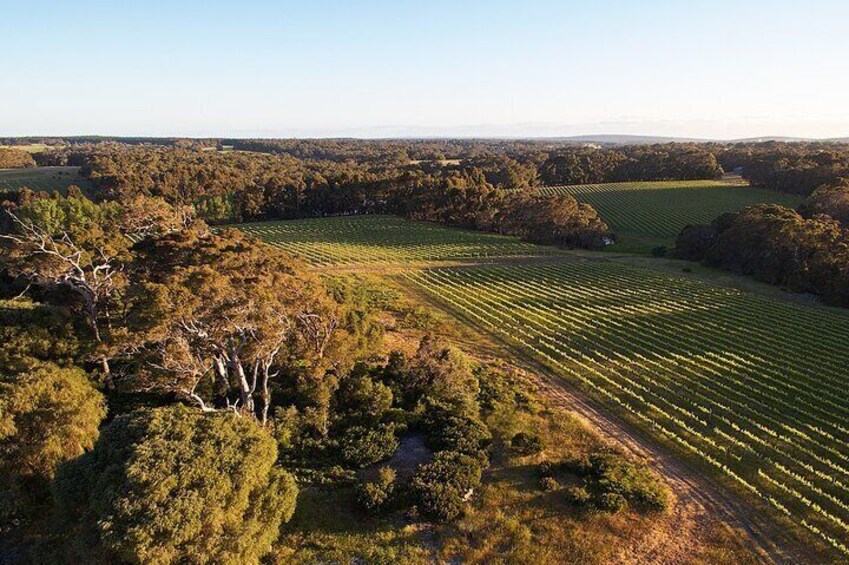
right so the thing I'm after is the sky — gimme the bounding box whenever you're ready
[1,0,848,139]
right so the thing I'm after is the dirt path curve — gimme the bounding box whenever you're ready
[529,370,802,564]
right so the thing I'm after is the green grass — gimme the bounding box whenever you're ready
[0,166,94,195]
[235,215,561,266]
[540,180,804,253]
[406,259,849,557]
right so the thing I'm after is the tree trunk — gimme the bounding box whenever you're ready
[230,353,254,413]
[101,356,115,390]
[259,365,271,425]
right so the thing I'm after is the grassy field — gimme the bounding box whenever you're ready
[0,166,94,194]
[539,180,804,253]
[0,143,55,153]
[239,214,849,560]
[237,215,561,266]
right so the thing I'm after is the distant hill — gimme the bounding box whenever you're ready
[728,136,816,143]
[554,134,711,144]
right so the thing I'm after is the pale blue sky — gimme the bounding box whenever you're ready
[1,0,847,138]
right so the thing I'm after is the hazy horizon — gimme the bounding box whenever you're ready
[3,0,848,139]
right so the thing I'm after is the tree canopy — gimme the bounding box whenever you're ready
[51,405,297,564]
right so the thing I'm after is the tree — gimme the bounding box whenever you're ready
[0,194,189,387]
[0,361,105,517]
[128,227,343,423]
[50,406,297,564]
[0,299,88,372]
[500,193,612,248]
[0,148,36,169]
[802,178,849,226]
[399,335,479,411]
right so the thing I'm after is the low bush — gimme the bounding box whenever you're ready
[537,460,555,478]
[340,424,399,468]
[334,373,393,425]
[410,451,482,522]
[597,492,627,513]
[356,467,396,515]
[561,451,670,512]
[538,476,559,492]
[510,431,543,456]
[425,410,491,459]
[565,486,592,506]
[588,452,670,511]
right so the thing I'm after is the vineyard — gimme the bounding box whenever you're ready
[0,166,94,194]
[405,260,849,556]
[239,213,849,558]
[237,215,560,266]
[540,180,803,252]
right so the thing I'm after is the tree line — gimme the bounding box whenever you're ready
[17,144,615,249]
[712,141,849,195]
[676,178,849,307]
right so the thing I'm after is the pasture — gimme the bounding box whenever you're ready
[0,166,94,195]
[540,180,804,253]
[0,143,55,153]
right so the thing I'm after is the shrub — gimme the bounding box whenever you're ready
[537,460,555,478]
[400,306,442,330]
[403,336,479,411]
[581,452,670,512]
[0,362,105,519]
[597,492,627,513]
[475,365,514,411]
[538,476,559,492]
[272,405,300,452]
[50,406,298,564]
[509,432,543,456]
[340,423,399,468]
[651,245,667,257]
[356,467,396,515]
[424,409,492,460]
[565,486,592,506]
[334,372,393,425]
[410,451,482,522]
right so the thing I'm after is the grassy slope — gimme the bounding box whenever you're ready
[0,166,95,195]
[540,180,803,253]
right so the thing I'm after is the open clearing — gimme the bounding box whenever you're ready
[237,213,849,562]
[539,180,804,253]
[0,166,94,194]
